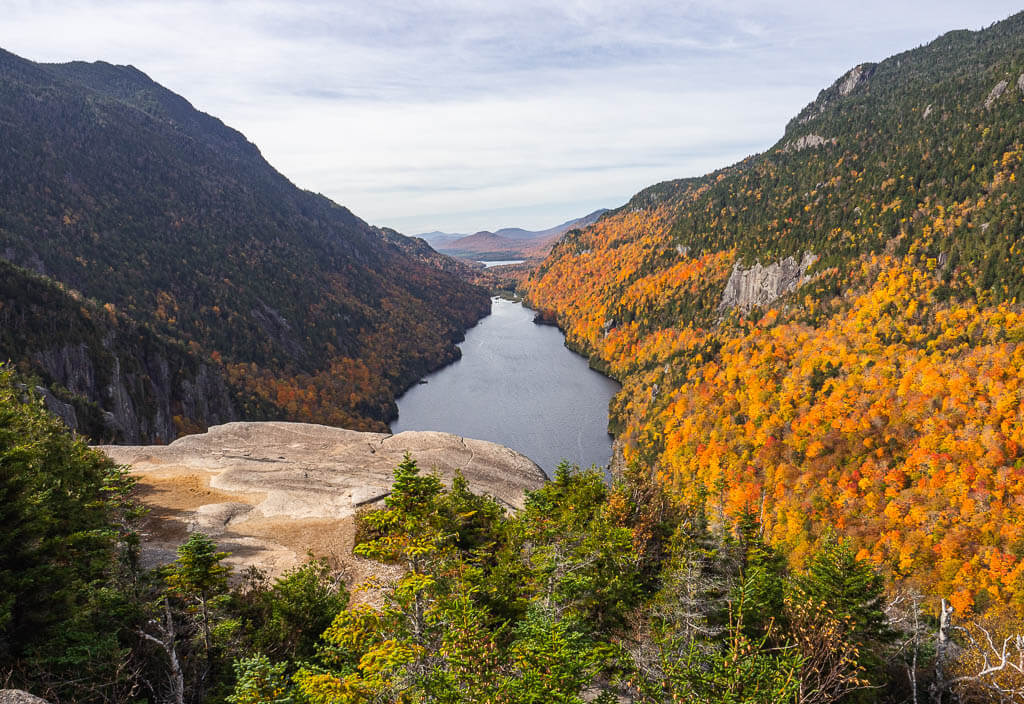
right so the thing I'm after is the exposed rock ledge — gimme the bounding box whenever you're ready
[719,252,819,311]
[99,422,546,581]
[783,134,836,153]
[0,691,51,704]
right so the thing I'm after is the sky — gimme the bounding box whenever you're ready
[2,2,1021,234]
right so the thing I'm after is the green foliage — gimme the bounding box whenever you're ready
[794,531,890,646]
[228,654,294,704]
[0,364,140,701]
[297,456,881,704]
[638,608,803,704]
[733,510,788,637]
[166,533,231,604]
[791,530,892,693]
[236,558,349,663]
[517,465,644,631]
[499,610,607,704]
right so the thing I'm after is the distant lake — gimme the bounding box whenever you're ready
[479,260,525,267]
[392,298,620,476]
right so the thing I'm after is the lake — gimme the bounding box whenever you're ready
[391,298,620,476]
[479,259,525,267]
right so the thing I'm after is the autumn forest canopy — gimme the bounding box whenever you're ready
[527,11,1024,627]
[4,8,1024,704]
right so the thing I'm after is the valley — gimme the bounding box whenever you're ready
[4,7,1024,703]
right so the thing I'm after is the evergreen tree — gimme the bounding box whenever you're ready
[794,531,890,647]
[0,366,139,701]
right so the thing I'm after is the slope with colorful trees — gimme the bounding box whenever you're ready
[526,12,1024,616]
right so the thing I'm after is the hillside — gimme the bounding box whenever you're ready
[0,260,249,442]
[0,49,490,440]
[419,209,607,259]
[526,12,1024,613]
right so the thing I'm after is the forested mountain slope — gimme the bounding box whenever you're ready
[0,49,490,440]
[0,260,251,443]
[527,12,1024,613]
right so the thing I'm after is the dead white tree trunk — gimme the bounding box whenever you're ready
[137,600,185,704]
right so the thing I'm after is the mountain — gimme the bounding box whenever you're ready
[418,209,608,259]
[526,13,1024,612]
[0,48,490,441]
[415,230,466,249]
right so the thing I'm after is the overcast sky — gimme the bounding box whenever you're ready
[3,2,1021,234]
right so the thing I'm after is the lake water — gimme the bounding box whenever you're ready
[479,260,525,267]
[392,298,620,476]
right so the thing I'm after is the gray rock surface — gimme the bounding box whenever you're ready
[34,386,78,431]
[99,422,547,579]
[985,79,1009,109]
[783,134,836,153]
[839,64,872,96]
[719,253,819,311]
[1018,73,1024,95]
[796,63,875,125]
[33,341,236,443]
[0,691,50,704]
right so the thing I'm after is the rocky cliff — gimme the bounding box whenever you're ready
[718,252,819,311]
[0,260,243,442]
[32,340,237,443]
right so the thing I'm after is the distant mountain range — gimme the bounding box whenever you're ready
[0,48,490,441]
[417,209,608,259]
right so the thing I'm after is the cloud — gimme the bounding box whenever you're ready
[1,0,1020,232]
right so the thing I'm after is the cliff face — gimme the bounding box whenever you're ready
[32,341,236,443]
[718,252,818,311]
[0,260,243,443]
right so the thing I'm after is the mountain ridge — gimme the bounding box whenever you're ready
[417,208,608,259]
[526,11,1024,612]
[0,48,491,441]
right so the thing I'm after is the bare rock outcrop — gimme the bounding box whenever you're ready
[839,64,873,96]
[783,134,836,153]
[719,252,819,311]
[985,79,1009,109]
[0,691,50,704]
[99,422,547,580]
[796,63,876,126]
[34,385,78,431]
